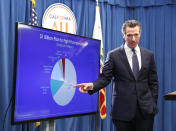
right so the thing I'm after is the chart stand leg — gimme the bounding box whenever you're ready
[46,120,55,131]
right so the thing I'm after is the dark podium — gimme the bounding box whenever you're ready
[164,91,176,100]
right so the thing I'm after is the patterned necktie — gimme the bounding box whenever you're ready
[132,48,139,80]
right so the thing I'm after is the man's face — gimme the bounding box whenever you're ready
[123,26,141,49]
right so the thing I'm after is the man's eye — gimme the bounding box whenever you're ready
[134,34,139,37]
[127,34,139,37]
[127,34,132,37]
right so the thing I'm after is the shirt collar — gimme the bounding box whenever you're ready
[124,43,140,53]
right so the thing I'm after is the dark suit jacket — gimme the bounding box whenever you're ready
[91,44,158,121]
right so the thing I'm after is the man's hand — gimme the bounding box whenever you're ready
[74,83,93,93]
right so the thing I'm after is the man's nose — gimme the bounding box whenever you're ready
[132,35,136,41]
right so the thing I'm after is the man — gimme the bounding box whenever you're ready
[75,20,158,131]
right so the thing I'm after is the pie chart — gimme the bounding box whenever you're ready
[50,58,77,106]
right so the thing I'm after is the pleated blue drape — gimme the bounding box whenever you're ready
[135,5,176,131]
[1,0,176,131]
[98,0,176,7]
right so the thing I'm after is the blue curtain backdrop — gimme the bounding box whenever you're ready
[98,0,176,7]
[1,0,176,131]
[134,5,176,131]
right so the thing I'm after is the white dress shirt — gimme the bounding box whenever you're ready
[124,43,142,71]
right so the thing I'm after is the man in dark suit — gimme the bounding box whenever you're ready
[74,20,158,131]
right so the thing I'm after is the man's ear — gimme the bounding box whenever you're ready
[122,33,125,39]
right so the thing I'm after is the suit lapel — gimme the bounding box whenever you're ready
[138,47,145,78]
[119,45,134,78]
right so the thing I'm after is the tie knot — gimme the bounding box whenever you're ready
[132,48,136,54]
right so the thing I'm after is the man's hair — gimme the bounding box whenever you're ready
[121,20,142,34]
